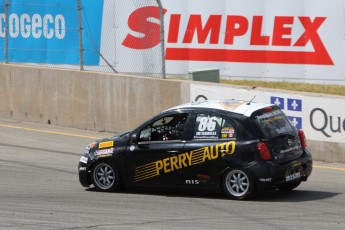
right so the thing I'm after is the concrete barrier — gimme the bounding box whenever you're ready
[1,64,344,163]
[0,64,190,133]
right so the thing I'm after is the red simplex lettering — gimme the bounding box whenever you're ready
[250,16,269,45]
[294,17,326,47]
[122,6,167,49]
[272,16,293,46]
[183,15,222,44]
[224,15,248,44]
[168,14,181,43]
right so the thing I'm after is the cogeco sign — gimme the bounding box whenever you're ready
[0,13,65,39]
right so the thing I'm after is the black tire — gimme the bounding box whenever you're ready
[279,181,301,191]
[91,162,120,192]
[222,168,255,200]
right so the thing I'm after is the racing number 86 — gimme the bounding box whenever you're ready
[198,117,217,132]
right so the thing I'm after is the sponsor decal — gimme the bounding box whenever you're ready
[79,167,86,171]
[185,180,200,185]
[257,109,283,120]
[310,108,345,138]
[98,141,114,149]
[259,178,272,182]
[286,172,301,182]
[221,128,235,138]
[130,145,135,151]
[134,141,236,182]
[280,146,300,154]
[96,147,114,156]
[79,156,88,164]
[98,154,112,158]
[123,7,333,65]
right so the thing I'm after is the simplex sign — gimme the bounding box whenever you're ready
[109,0,345,84]
[190,83,345,144]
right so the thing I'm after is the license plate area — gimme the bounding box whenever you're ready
[285,166,304,182]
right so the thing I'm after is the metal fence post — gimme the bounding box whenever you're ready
[157,0,166,79]
[5,0,9,63]
[77,0,84,70]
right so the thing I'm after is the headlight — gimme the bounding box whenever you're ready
[84,142,96,155]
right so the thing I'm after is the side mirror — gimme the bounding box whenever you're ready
[131,133,138,144]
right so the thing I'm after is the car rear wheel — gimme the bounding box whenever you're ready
[91,162,120,192]
[222,168,255,200]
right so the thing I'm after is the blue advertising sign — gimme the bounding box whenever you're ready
[0,0,104,65]
[270,96,284,109]
[287,98,302,111]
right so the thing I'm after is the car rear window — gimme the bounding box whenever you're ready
[253,108,295,139]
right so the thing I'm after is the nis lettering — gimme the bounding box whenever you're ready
[310,108,345,138]
[134,141,235,182]
[123,7,326,49]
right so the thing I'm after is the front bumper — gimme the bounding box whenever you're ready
[78,161,91,187]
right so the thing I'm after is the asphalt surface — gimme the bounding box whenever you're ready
[0,118,344,230]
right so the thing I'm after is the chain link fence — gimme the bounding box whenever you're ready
[0,0,165,78]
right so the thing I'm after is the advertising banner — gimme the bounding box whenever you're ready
[191,83,345,143]
[0,0,103,64]
[109,0,345,84]
[1,0,345,83]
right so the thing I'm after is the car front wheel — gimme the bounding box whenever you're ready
[91,162,120,192]
[222,168,255,200]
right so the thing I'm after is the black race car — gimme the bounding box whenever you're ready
[78,99,312,200]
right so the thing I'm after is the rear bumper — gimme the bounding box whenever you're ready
[250,152,312,190]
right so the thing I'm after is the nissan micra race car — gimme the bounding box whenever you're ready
[79,99,312,200]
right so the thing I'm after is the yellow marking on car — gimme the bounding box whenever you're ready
[134,162,158,182]
[134,141,236,182]
[98,141,114,149]
[0,123,101,139]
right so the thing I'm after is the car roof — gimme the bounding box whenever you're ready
[168,99,274,117]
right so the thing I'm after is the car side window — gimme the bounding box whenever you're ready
[193,113,236,140]
[139,113,188,142]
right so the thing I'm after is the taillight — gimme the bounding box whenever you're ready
[263,106,273,112]
[299,129,307,150]
[258,142,271,160]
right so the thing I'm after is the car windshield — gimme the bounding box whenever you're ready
[253,108,295,140]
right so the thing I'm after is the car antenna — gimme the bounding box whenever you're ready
[247,95,256,105]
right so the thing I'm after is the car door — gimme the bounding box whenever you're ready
[178,111,238,188]
[125,112,191,187]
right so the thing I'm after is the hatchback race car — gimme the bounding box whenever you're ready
[78,99,312,200]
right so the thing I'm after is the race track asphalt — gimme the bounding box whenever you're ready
[0,118,344,230]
